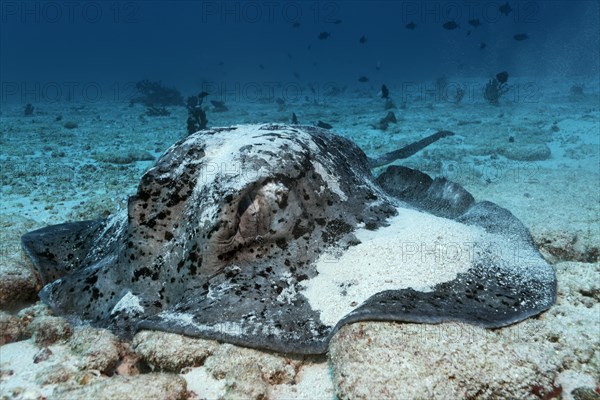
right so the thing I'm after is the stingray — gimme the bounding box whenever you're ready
[22,124,556,354]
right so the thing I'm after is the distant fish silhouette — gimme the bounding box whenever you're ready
[468,19,481,28]
[496,71,509,84]
[291,113,298,124]
[499,2,512,16]
[359,35,367,44]
[381,84,389,99]
[382,111,397,124]
[480,42,487,49]
[442,21,459,30]
[318,32,331,40]
[210,100,229,112]
[466,30,471,36]
[372,111,397,131]
[259,64,265,70]
[293,72,300,79]
[375,61,382,71]
[334,19,343,24]
[211,100,228,112]
[292,22,301,28]
[358,76,369,83]
[405,21,416,30]
[513,33,529,41]
[198,91,209,99]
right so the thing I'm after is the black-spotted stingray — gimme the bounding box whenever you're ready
[22,124,556,354]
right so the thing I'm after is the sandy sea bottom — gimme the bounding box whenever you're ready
[0,81,599,399]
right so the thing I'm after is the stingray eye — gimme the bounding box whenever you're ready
[237,192,270,239]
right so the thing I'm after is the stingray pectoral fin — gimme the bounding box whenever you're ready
[137,282,333,354]
[21,220,104,284]
[338,257,556,330]
[337,199,557,331]
[457,200,535,243]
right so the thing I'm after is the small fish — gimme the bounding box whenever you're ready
[499,2,512,16]
[293,72,300,79]
[442,21,459,30]
[316,120,332,129]
[318,32,330,40]
[292,22,301,28]
[359,35,367,44]
[496,71,509,84]
[480,42,487,49]
[382,111,397,124]
[198,91,209,98]
[513,33,529,41]
[211,100,228,112]
[405,21,416,30]
[259,64,265,70]
[334,19,342,24]
[291,112,298,124]
[358,76,369,83]
[33,347,53,364]
[468,19,481,28]
[466,30,471,36]
[381,84,389,99]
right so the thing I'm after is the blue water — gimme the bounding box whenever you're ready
[1,1,598,100]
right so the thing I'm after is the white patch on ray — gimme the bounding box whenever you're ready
[153,311,290,338]
[111,291,144,315]
[300,207,486,327]
[275,272,298,304]
[207,281,238,301]
[180,125,311,223]
[88,209,128,259]
[311,160,347,200]
[301,203,556,327]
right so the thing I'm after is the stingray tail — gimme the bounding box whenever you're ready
[369,130,455,168]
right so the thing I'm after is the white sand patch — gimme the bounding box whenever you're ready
[302,204,555,327]
[153,311,196,327]
[95,209,128,245]
[177,125,311,223]
[311,160,347,200]
[301,207,487,327]
[556,370,598,400]
[182,367,226,399]
[270,362,335,400]
[0,340,71,398]
[110,291,144,315]
[151,311,275,337]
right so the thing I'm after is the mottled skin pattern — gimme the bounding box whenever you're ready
[22,124,556,354]
[24,125,396,348]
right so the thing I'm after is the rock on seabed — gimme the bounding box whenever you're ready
[329,262,599,399]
